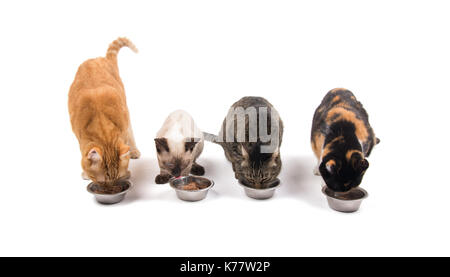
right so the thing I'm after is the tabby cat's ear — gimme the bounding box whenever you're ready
[269,147,280,167]
[241,145,249,166]
[87,147,102,163]
[154,138,169,153]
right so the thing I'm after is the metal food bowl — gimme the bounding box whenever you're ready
[169,176,214,202]
[238,178,280,200]
[87,180,132,204]
[322,186,368,213]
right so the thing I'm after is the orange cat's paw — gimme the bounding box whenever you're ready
[130,149,141,159]
[81,171,90,180]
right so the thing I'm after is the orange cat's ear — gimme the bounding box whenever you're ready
[87,147,102,163]
[119,144,130,159]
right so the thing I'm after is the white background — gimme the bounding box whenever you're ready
[0,0,448,257]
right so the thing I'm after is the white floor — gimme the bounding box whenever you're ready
[0,1,449,256]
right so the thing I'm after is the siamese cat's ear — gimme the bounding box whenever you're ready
[119,144,130,159]
[87,147,102,164]
[155,138,169,153]
[185,138,200,152]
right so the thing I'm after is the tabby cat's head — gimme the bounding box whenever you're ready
[82,142,131,184]
[319,151,369,192]
[231,142,281,189]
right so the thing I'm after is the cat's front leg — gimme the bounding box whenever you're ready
[190,162,205,176]
[81,171,90,180]
[155,173,172,184]
[313,164,320,176]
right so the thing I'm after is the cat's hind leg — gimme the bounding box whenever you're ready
[155,173,171,184]
[127,123,141,159]
[191,162,205,176]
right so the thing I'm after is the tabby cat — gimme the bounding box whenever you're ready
[68,37,140,184]
[205,96,283,189]
[311,88,379,192]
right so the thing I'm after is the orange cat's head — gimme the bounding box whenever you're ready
[81,143,131,184]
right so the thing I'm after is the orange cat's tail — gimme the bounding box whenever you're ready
[106,37,138,63]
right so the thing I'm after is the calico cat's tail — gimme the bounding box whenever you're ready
[106,37,138,63]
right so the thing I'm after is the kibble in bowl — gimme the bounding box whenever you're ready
[87,180,132,204]
[169,176,214,201]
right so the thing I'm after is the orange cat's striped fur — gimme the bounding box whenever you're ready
[68,37,140,184]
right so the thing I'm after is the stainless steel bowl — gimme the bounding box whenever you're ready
[169,176,214,202]
[87,180,132,204]
[322,186,368,213]
[238,179,280,200]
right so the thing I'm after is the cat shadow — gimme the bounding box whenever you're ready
[196,157,242,199]
[121,157,162,203]
[277,156,327,209]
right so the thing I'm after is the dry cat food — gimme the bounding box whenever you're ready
[180,182,209,191]
[90,182,129,194]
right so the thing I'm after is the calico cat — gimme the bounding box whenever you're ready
[311,88,379,192]
[154,110,205,184]
[68,37,140,184]
[204,97,283,189]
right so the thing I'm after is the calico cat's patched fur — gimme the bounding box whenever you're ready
[311,88,379,192]
[205,97,283,189]
[154,110,205,184]
[68,37,140,184]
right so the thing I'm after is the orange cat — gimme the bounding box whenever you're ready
[68,37,140,184]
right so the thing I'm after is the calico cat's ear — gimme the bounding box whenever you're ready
[356,158,369,172]
[185,138,200,152]
[325,159,340,174]
[155,138,169,153]
[350,155,369,172]
[119,144,130,159]
[87,147,102,163]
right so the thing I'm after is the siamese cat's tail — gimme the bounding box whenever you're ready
[203,132,221,144]
[106,37,138,63]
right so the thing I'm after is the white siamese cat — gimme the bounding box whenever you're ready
[154,110,205,184]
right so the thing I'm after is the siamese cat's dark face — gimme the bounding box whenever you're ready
[231,143,281,189]
[155,137,199,177]
[319,152,369,192]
